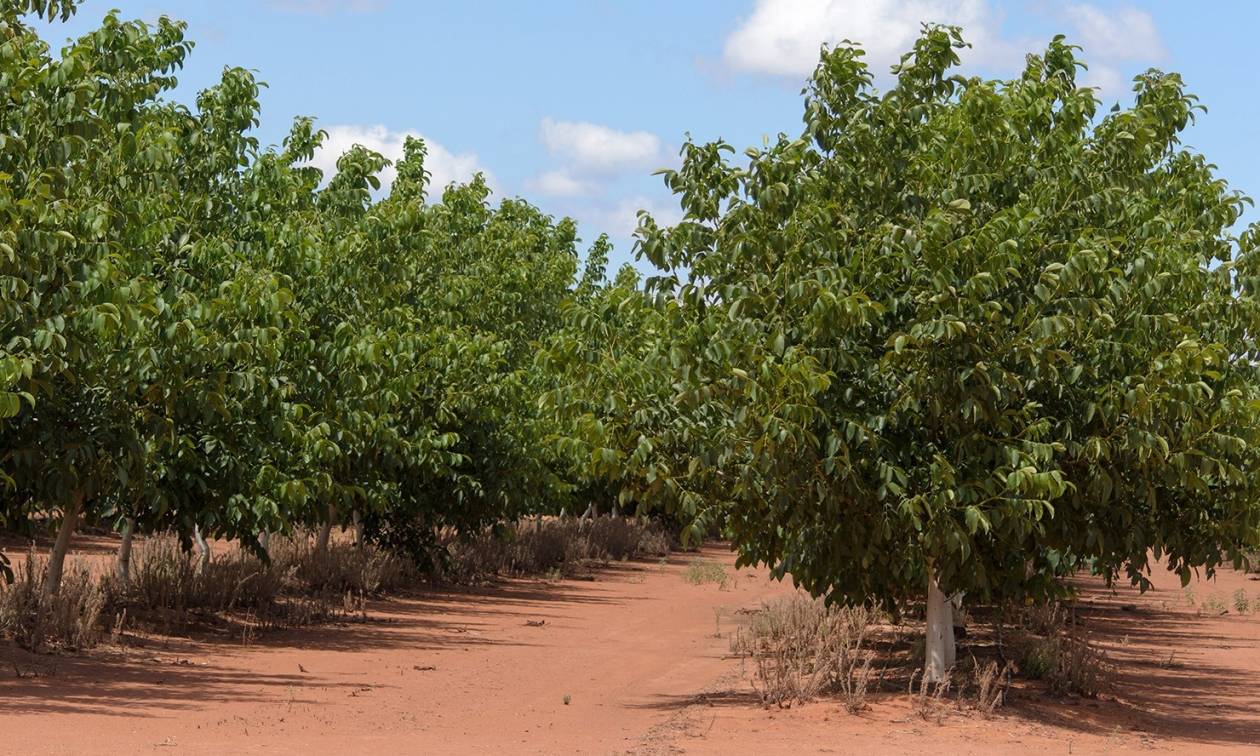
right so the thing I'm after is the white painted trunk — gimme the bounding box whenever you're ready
[580,502,595,522]
[924,568,956,683]
[43,493,83,595]
[258,530,271,552]
[351,509,363,548]
[316,502,336,553]
[116,517,135,583]
[194,525,211,572]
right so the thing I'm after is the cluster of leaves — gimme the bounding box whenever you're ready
[0,2,605,583]
[552,26,1260,611]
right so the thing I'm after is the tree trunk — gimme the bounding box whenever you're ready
[351,509,363,548]
[194,525,211,573]
[924,567,956,683]
[258,530,271,552]
[43,491,83,595]
[116,517,135,583]
[580,502,595,522]
[316,502,336,553]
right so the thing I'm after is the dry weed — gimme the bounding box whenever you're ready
[1015,602,1112,698]
[731,596,875,711]
[0,549,103,652]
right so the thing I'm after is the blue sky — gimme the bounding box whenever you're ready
[36,1,1260,271]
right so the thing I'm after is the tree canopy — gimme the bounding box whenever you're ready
[563,28,1260,618]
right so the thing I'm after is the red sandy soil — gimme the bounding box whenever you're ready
[1,537,1259,755]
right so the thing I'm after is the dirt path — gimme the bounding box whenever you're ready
[0,545,790,755]
[4,541,1260,754]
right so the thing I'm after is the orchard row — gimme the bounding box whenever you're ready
[6,2,1260,677]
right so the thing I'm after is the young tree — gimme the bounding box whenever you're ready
[0,6,194,592]
[602,28,1260,680]
[3,5,313,585]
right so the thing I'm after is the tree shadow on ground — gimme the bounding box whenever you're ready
[0,644,329,717]
[627,574,1260,750]
[0,550,688,716]
[1009,595,1260,748]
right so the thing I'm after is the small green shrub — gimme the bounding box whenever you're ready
[1201,592,1228,615]
[1233,589,1249,615]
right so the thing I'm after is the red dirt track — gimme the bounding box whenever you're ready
[2,540,1260,754]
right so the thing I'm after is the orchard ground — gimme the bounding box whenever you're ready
[1,537,1259,755]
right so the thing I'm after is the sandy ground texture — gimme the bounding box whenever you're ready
[2,539,1259,755]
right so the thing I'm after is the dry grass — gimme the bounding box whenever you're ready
[270,536,415,595]
[1015,602,1112,698]
[109,536,285,613]
[730,595,876,711]
[439,516,673,583]
[972,660,1013,716]
[908,669,952,724]
[2,515,672,652]
[0,548,103,652]
[103,534,414,633]
[0,534,412,651]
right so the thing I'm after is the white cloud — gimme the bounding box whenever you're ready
[597,195,684,240]
[721,0,1164,96]
[527,170,592,198]
[1064,4,1164,62]
[1079,63,1124,97]
[309,124,496,196]
[539,118,663,175]
[723,0,992,78]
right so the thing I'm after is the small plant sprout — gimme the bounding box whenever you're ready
[562,694,571,706]
[683,559,728,588]
[1203,593,1229,615]
[1233,589,1250,615]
